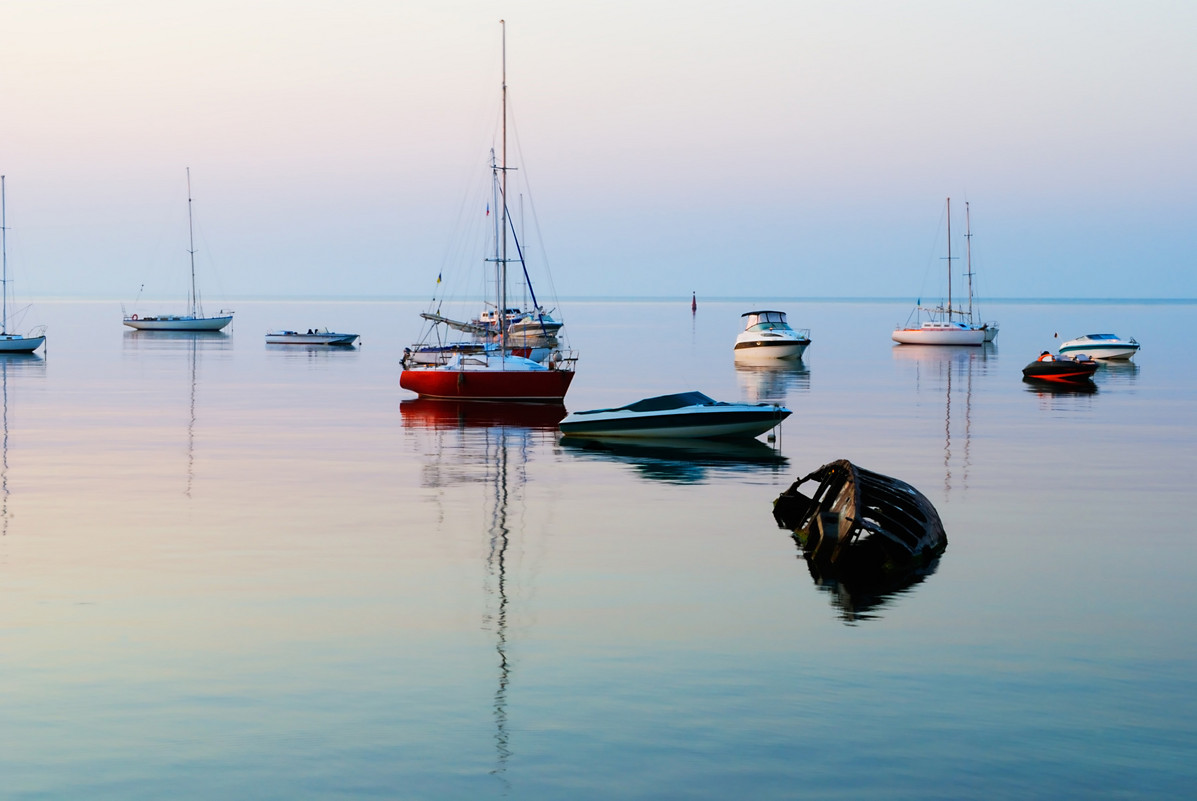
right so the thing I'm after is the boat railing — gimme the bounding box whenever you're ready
[548,348,578,369]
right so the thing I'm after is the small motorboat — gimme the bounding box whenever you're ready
[1021,352,1098,383]
[559,391,790,440]
[1057,333,1139,360]
[734,310,811,360]
[266,329,358,346]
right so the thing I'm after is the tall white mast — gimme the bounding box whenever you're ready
[1,175,7,334]
[965,201,974,319]
[186,168,198,318]
[946,197,953,318]
[499,19,508,357]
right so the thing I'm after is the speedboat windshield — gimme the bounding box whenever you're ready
[575,392,720,415]
[742,310,792,331]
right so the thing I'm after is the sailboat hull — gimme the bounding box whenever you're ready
[400,365,574,402]
[892,324,985,346]
[124,315,233,331]
[0,335,45,353]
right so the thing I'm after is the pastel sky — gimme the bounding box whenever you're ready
[3,0,1194,302]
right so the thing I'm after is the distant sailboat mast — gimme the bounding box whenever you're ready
[945,197,953,320]
[2,174,8,335]
[499,19,509,360]
[965,201,974,320]
[186,167,200,319]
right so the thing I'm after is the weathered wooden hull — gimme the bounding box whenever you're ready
[773,459,948,620]
[773,459,947,564]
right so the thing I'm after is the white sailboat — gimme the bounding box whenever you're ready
[124,169,233,332]
[892,197,986,346]
[0,176,47,354]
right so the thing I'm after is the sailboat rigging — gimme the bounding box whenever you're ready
[892,198,992,346]
[962,201,999,342]
[123,169,234,332]
[0,176,47,353]
[400,20,576,401]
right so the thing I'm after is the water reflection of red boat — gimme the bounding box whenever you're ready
[399,398,566,430]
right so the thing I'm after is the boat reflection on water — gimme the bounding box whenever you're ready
[123,330,230,496]
[399,398,566,431]
[1022,376,1099,397]
[1,354,46,536]
[400,397,563,788]
[122,328,232,349]
[791,536,945,623]
[892,343,993,495]
[774,459,947,624]
[1094,359,1140,388]
[559,436,787,485]
[734,360,810,404]
[265,342,363,361]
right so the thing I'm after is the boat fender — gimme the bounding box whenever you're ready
[548,350,559,369]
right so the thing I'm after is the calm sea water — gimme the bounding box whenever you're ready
[2,299,1195,799]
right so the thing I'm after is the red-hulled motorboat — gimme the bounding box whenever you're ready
[1021,351,1098,383]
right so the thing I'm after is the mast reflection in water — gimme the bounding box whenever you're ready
[892,343,993,496]
[400,399,564,785]
[123,330,231,497]
[1,354,45,536]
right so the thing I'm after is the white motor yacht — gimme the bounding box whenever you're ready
[1057,333,1140,360]
[734,310,811,360]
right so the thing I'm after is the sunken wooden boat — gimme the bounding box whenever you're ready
[773,459,947,573]
[774,460,947,620]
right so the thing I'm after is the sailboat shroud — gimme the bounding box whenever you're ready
[400,22,574,402]
[124,170,233,332]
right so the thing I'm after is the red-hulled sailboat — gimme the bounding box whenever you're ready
[400,20,576,402]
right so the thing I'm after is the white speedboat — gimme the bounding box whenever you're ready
[559,391,790,440]
[734,310,810,360]
[1057,333,1140,360]
[266,329,358,346]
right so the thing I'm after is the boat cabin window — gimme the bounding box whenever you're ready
[744,311,791,331]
